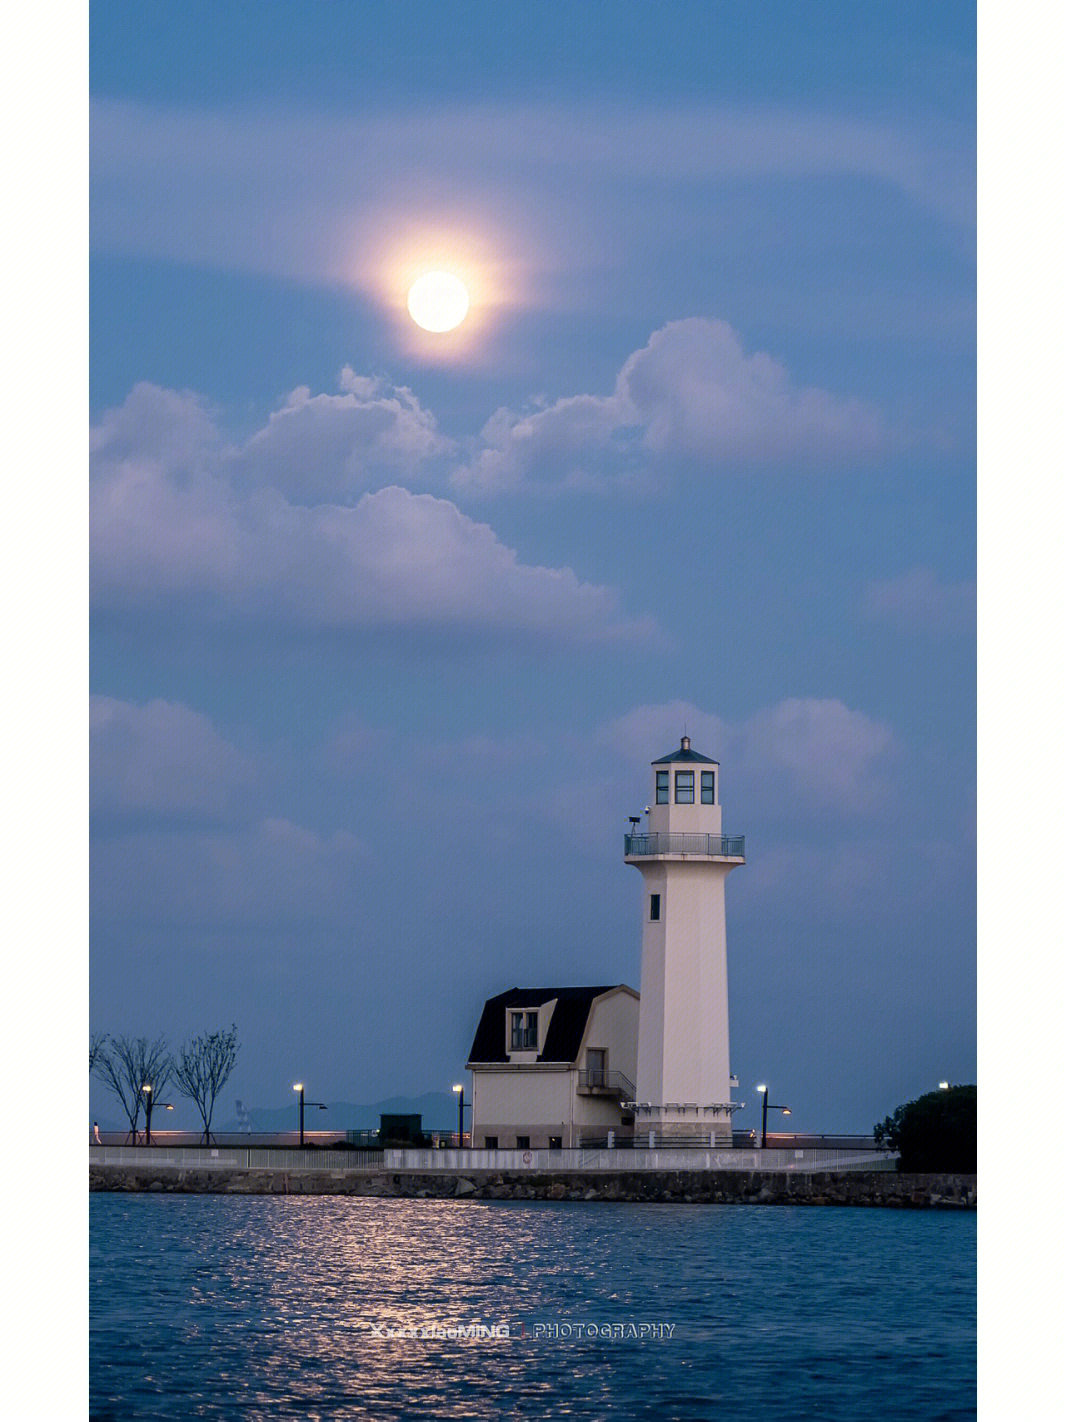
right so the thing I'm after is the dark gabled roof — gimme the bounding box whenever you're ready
[652,744,718,765]
[467,985,626,1065]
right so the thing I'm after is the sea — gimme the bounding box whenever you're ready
[91,1194,975,1420]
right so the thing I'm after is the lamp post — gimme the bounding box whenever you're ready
[755,1084,791,1149]
[452,1082,468,1149]
[141,1084,174,1146]
[293,1083,328,1147]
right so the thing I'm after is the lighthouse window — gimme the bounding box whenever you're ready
[655,770,669,804]
[649,894,661,921]
[675,770,694,803]
[701,771,716,804]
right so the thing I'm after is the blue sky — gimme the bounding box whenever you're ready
[89,0,975,1133]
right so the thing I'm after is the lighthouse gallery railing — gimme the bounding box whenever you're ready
[624,832,745,858]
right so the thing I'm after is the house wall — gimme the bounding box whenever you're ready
[472,1069,631,1149]
[582,990,638,1087]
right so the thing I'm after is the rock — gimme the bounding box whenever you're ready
[454,1178,476,1196]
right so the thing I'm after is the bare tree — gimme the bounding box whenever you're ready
[93,1035,172,1143]
[89,1032,107,1074]
[172,1025,240,1144]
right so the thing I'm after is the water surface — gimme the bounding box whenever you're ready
[91,1194,975,1420]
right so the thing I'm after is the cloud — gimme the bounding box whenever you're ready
[457,320,885,493]
[234,368,453,503]
[740,698,896,813]
[864,567,975,633]
[91,98,973,293]
[92,817,369,929]
[91,382,652,643]
[91,696,255,828]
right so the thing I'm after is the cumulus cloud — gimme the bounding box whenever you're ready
[864,567,975,633]
[91,382,651,643]
[91,695,255,827]
[234,368,453,503]
[457,320,884,493]
[740,698,896,813]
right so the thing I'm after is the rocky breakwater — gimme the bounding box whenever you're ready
[90,1165,975,1208]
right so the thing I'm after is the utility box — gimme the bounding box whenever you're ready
[379,1113,426,1145]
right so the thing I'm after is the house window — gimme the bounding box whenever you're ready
[548,1136,562,1150]
[701,771,716,804]
[649,893,661,921]
[656,770,669,804]
[484,1136,498,1150]
[510,1010,538,1051]
[675,770,694,803]
[516,1135,531,1150]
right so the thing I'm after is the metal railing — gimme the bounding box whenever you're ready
[577,1069,636,1098]
[732,1132,883,1150]
[624,832,745,858]
[92,1130,359,1149]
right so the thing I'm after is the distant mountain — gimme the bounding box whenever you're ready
[217,1091,459,1134]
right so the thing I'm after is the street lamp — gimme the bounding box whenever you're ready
[141,1084,174,1146]
[452,1082,468,1149]
[755,1084,791,1149]
[292,1083,328,1147]
[939,1081,951,1090]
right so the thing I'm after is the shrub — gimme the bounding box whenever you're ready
[874,1085,976,1173]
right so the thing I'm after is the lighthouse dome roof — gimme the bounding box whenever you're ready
[652,737,718,765]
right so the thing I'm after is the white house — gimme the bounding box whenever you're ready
[466,985,638,1149]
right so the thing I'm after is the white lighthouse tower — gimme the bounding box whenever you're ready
[625,736,745,1143]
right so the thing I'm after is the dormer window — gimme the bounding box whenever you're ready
[701,771,716,804]
[675,770,694,804]
[510,1010,538,1051]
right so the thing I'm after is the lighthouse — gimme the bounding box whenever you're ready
[625,736,745,1143]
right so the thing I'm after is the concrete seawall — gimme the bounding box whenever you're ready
[90,1164,975,1208]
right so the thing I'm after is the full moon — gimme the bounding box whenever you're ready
[407,271,470,332]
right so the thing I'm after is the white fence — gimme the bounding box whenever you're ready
[93,1144,895,1174]
[92,1147,383,1171]
[385,1147,897,1174]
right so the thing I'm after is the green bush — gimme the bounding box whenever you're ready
[874,1085,976,1173]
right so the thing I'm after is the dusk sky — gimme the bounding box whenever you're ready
[89,1,976,1133]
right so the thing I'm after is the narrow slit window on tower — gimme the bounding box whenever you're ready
[701,771,716,804]
[675,770,694,803]
[656,770,669,804]
[649,893,661,921]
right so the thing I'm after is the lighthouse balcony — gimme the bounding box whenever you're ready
[624,832,745,862]
[577,1069,636,1098]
